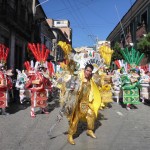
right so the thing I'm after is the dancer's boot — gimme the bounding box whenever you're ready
[86,130,96,138]
[67,134,75,145]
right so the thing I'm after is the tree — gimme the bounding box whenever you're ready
[137,32,150,57]
[111,42,123,61]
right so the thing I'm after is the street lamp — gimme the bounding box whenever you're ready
[32,0,49,16]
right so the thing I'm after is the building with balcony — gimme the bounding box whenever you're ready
[0,0,33,72]
[107,0,150,66]
[0,0,55,75]
[107,0,150,49]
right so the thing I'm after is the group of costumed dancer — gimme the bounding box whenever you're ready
[53,41,115,145]
[0,41,150,145]
[0,43,54,117]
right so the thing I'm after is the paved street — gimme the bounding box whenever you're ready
[0,99,150,150]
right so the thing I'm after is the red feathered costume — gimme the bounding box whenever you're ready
[25,43,54,118]
[0,44,13,115]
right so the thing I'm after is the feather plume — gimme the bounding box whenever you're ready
[121,47,144,68]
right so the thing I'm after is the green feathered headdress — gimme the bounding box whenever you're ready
[120,47,144,68]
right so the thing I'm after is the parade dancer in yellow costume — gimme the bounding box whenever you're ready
[68,64,101,145]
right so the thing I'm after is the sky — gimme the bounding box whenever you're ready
[40,0,136,48]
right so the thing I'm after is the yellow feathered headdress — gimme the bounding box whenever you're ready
[58,41,76,74]
[99,45,113,66]
[57,41,72,57]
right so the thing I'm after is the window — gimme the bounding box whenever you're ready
[141,11,148,25]
[120,33,124,40]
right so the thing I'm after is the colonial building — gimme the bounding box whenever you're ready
[0,0,55,74]
[47,19,72,62]
[107,0,150,49]
[47,19,72,43]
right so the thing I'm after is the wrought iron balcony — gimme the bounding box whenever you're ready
[136,23,147,41]
[126,32,132,45]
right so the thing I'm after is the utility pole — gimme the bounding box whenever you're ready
[88,35,99,51]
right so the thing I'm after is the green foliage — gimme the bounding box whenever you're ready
[111,42,123,61]
[137,32,150,56]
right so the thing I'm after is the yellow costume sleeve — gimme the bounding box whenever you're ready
[79,70,101,117]
[90,79,101,117]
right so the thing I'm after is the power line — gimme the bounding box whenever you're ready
[115,4,128,46]
[61,0,92,45]
[71,0,95,43]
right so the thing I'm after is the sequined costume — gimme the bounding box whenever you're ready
[67,66,101,145]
